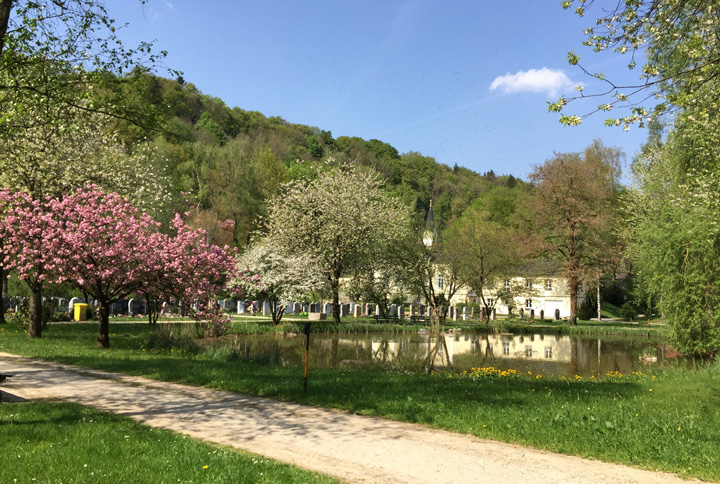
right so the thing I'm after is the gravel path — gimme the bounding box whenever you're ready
[0,352,700,484]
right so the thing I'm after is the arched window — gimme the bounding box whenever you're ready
[437,273,444,289]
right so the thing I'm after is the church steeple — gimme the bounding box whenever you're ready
[423,199,436,247]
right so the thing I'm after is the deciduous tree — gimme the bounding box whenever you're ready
[445,208,526,323]
[229,238,326,325]
[266,163,409,324]
[530,140,622,325]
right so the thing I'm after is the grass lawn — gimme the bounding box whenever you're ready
[0,400,338,484]
[1,322,718,481]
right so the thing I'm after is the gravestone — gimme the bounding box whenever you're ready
[263,301,271,316]
[69,297,83,311]
[398,305,405,320]
[554,308,561,321]
[409,304,416,317]
[353,305,362,318]
[462,306,468,321]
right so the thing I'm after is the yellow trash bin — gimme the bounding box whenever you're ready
[74,303,88,322]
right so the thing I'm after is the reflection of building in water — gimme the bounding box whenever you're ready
[366,333,573,364]
[479,334,572,362]
[330,333,655,376]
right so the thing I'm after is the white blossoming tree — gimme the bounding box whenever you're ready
[229,239,327,325]
[265,163,410,324]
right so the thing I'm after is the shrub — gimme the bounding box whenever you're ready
[620,302,636,321]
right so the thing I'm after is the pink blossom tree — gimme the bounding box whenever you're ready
[138,213,239,329]
[56,188,238,347]
[1,185,238,347]
[47,187,170,347]
[0,189,63,337]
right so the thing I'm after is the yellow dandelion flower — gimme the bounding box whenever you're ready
[203,465,209,469]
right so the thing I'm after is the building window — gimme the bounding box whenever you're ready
[525,299,532,308]
[525,279,532,289]
[504,280,511,291]
[545,347,553,359]
[503,342,510,355]
[437,273,444,289]
[544,279,552,290]
[525,345,533,357]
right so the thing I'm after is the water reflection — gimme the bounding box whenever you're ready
[222,331,688,377]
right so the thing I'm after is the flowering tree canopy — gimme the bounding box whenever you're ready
[0,109,172,213]
[229,238,327,325]
[1,185,236,347]
[266,163,410,324]
[0,189,62,336]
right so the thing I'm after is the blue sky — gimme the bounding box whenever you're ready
[108,1,649,181]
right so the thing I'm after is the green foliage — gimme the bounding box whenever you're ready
[619,302,636,321]
[305,134,324,158]
[195,111,226,145]
[576,298,595,321]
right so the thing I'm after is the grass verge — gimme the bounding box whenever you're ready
[0,400,338,484]
[1,322,717,481]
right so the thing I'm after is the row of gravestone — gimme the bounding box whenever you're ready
[2,296,562,321]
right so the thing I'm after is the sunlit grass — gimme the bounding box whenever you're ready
[0,401,338,484]
[1,322,717,481]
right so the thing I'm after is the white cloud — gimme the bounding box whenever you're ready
[490,68,577,97]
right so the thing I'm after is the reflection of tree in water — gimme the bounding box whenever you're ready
[424,328,452,373]
[479,332,496,363]
[372,340,403,364]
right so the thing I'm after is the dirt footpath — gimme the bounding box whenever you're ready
[0,352,701,484]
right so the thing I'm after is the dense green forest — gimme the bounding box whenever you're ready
[121,73,529,248]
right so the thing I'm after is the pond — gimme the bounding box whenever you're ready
[212,331,690,377]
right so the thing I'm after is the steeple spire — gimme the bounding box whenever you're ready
[423,199,436,247]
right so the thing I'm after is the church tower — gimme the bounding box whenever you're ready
[422,199,436,248]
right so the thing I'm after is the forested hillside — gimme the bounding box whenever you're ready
[122,73,529,247]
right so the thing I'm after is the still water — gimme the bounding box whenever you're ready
[218,331,688,377]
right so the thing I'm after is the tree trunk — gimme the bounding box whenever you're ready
[568,275,578,326]
[597,279,602,321]
[0,0,12,57]
[331,273,341,324]
[0,264,6,324]
[97,300,110,348]
[270,300,285,326]
[27,282,43,338]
